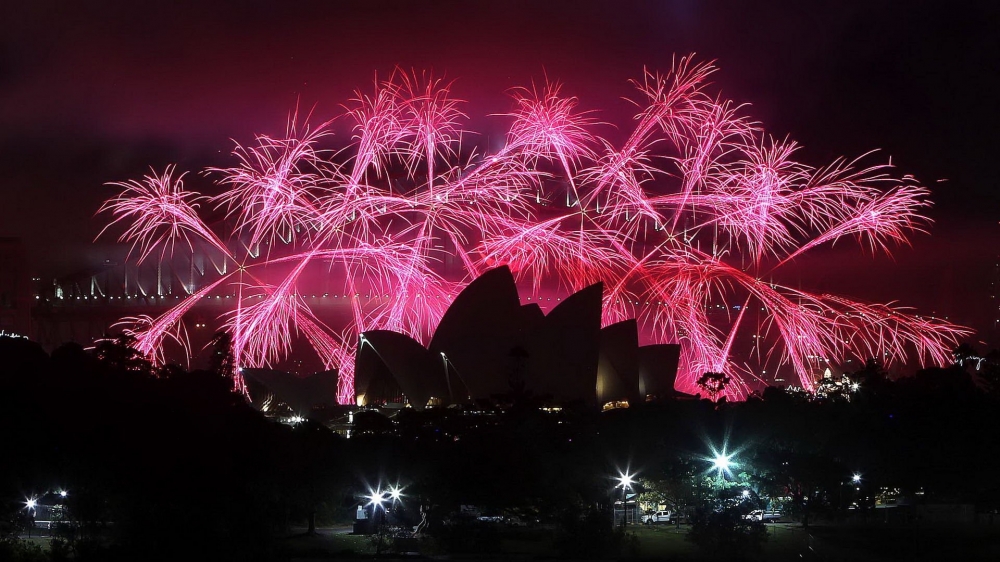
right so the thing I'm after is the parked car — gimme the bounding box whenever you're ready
[642,510,673,524]
[743,509,782,522]
[762,511,782,522]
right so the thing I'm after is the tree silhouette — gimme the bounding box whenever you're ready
[92,334,153,375]
[696,372,731,401]
[854,358,889,392]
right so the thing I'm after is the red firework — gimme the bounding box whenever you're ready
[99,58,970,402]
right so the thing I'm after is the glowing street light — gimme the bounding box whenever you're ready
[712,453,732,473]
[710,451,737,481]
[615,470,635,526]
[704,442,739,484]
[389,485,403,502]
[852,473,862,484]
[24,497,39,538]
[617,471,634,490]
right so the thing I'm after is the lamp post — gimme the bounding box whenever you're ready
[368,483,405,554]
[617,471,634,527]
[706,444,737,493]
[25,497,37,538]
[711,453,733,480]
[387,485,404,526]
[369,489,386,523]
[368,488,387,554]
[703,445,738,519]
[851,473,862,519]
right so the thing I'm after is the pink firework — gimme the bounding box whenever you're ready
[99,56,970,402]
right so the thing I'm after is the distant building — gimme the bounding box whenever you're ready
[353,266,680,410]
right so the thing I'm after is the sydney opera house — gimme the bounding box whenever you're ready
[353,266,680,410]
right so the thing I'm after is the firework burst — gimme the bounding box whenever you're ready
[100,58,969,402]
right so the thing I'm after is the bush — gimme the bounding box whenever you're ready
[430,517,503,555]
[687,507,768,560]
[555,508,639,559]
[0,539,48,562]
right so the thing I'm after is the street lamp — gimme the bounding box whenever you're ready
[366,483,406,555]
[617,472,634,490]
[367,488,387,537]
[712,453,732,474]
[368,489,385,510]
[852,473,862,484]
[365,488,389,554]
[708,449,737,484]
[704,444,739,501]
[616,471,635,526]
[24,497,37,538]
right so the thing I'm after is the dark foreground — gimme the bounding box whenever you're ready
[17,521,998,561]
[283,522,1000,561]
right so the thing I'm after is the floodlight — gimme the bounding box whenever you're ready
[712,454,732,472]
[617,471,634,489]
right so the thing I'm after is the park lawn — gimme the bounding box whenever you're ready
[631,522,834,561]
[277,522,1000,561]
[14,535,54,553]
[498,536,558,558]
[630,524,699,559]
[808,523,1000,562]
[635,523,1000,562]
[280,530,374,558]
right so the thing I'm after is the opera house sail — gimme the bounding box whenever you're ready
[353,266,679,410]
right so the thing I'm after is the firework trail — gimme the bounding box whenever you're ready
[100,58,969,402]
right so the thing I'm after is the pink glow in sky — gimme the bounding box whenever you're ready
[2,1,998,359]
[100,61,969,401]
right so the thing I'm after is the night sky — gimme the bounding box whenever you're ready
[2,1,999,342]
